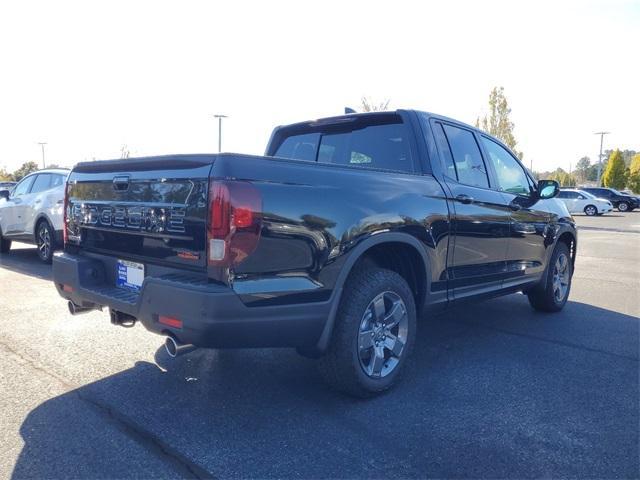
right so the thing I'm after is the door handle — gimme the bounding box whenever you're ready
[455,194,474,204]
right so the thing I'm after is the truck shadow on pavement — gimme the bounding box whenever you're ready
[0,246,52,281]
[12,296,640,479]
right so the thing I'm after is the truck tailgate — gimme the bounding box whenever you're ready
[65,155,213,270]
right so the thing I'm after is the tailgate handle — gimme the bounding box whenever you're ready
[113,175,130,191]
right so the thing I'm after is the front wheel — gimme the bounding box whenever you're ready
[318,266,416,398]
[583,205,597,216]
[617,202,629,212]
[36,221,54,263]
[527,242,572,312]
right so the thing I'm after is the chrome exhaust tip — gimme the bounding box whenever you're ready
[68,301,95,316]
[164,335,196,358]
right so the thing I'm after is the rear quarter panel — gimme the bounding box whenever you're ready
[211,154,451,307]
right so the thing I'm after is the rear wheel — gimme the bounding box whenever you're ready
[617,202,629,212]
[583,205,597,216]
[36,220,54,263]
[318,266,416,398]
[527,242,572,312]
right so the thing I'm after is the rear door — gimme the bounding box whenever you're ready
[431,121,511,299]
[479,135,549,287]
[25,173,53,231]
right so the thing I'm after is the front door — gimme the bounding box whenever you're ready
[479,135,549,288]
[2,175,35,235]
[431,121,511,299]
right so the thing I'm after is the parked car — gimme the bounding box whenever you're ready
[580,187,639,212]
[0,169,69,263]
[557,189,612,216]
[0,181,16,193]
[52,110,576,397]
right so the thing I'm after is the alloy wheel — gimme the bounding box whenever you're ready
[357,291,408,378]
[552,253,570,303]
[585,206,596,216]
[37,224,51,260]
[618,202,628,212]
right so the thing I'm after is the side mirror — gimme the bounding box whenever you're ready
[537,179,560,200]
[0,190,9,200]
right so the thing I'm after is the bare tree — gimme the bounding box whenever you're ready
[120,145,130,159]
[361,97,390,112]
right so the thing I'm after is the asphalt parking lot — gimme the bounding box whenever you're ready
[1,214,638,479]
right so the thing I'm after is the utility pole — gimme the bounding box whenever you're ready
[594,131,610,186]
[213,114,228,153]
[37,142,47,168]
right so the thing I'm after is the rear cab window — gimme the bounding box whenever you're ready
[269,114,416,174]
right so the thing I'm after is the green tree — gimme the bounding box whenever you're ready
[602,150,627,189]
[475,86,523,159]
[575,156,590,184]
[627,153,640,193]
[0,168,13,181]
[12,161,39,181]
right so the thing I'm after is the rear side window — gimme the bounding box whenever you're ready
[50,174,65,188]
[272,119,414,173]
[441,124,489,188]
[30,174,52,193]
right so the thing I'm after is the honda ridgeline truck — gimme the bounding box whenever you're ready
[53,110,576,397]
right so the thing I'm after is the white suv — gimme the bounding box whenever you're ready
[0,169,69,263]
[556,188,613,216]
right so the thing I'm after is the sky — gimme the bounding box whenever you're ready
[0,0,638,174]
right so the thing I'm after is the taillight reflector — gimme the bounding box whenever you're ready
[158,316,183,329]
[62,284,73,293]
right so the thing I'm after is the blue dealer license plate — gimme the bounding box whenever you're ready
[116,259,145,291]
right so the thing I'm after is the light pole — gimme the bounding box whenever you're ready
[594,131,610,186]
[213,114,228,153]
[37,142,47,168]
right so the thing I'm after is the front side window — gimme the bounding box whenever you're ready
[441,124,489,188]
[481,136,532,197]
[12,176,35,197]
[30,174,52,194]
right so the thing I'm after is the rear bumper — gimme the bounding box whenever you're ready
[52,253,329,349]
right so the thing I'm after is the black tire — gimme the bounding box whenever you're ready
[583,205,597,216]
[317,266,416,398]
[617,202,629,212]
[527,242,572,312]
[36,220,54,264]
[0,231,10,253]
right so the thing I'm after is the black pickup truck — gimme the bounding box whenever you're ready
[53,110,576,397]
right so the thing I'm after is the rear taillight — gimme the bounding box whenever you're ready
[62,181,70,245]
[207,180,262,267]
